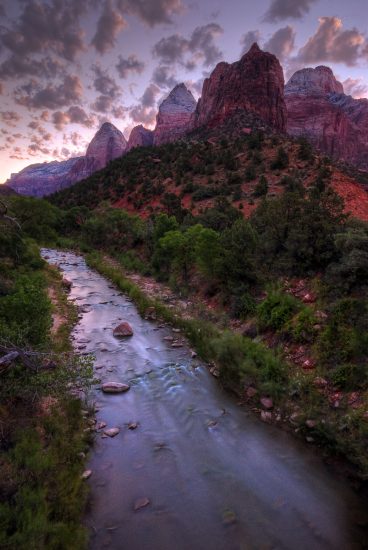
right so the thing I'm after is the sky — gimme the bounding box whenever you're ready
[0,0,367,183]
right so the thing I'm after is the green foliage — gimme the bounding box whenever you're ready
[317,298,368,366]
[287,307,317,343]
[0,400,88,550]
[257,289,301,331]
[297,137,314,162]
[81,208,145,250]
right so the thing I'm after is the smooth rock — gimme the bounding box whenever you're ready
[104,428,120,437]
[260,397,273,410]
[113,322,133,337]
[134,497,150,511]
[101,382,130,393]
[81,469,92,480]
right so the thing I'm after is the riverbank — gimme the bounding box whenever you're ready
[86,251,368,482]
[43,248,368,550]
[0,252,92,550]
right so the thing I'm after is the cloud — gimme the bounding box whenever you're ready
[0,55,65,80]
[129,83,160,126]
[240,30,262,55]
[91,95,115,113]
[343,78,368,99]
[117,0,183,26]
[15,75,83,109]
[116,54,145,78]
[92,64,121,97]
[152,23,223,69]
[297,17,366,66]
[263,0,317,22]
[0,111,20,127]
[52,106,97,130]
[92,0,127,54]
[152,65,178,89]
[0,0,87,61]
[264,25,295,61]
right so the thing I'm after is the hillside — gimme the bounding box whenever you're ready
[50,112,368,222]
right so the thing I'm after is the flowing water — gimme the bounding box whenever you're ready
[43,249,368,550]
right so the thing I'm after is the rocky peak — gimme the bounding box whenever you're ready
[127,125,154,152]
[153,83,197,146]
[285,66,344,96]
[86,122,127,169]
[192,44,287,132]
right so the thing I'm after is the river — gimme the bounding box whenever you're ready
[43,249,368,550]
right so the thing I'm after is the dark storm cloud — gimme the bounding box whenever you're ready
[15,75,83,109]
[263,0,318,23]
[0,55,64,80]
[117,0,183,27]
[240,30,262,55]
[152,65,178,89]
[91,95,115,113]
[152,23,223,69]
[116,55,145,78]
[264,25,295,61]
[0,0,87,61]
[92,0,127,54]
[297,17,366,66]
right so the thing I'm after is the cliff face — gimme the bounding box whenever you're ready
[192,43,287,132]
[85,122,127,170]
[285,66,368,169]
[6,122,127,197]
[127,125,154,152]
[153,84,197,146]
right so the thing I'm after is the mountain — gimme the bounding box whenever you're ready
[191,43,287,132]
[285,66,368,170]
[5,122,127,197]
[126,125,154,152]
[153,83,197,146]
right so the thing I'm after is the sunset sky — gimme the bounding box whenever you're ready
[0,0,367,183]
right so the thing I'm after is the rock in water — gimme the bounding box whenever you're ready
[113,322,133,337]
[134,497,150,511]
[191,43,286,132]
[126,125,154,152]
[104,428,120,437]
[102,382,130,393]
[286,66,368,170]
[153,84,197,146]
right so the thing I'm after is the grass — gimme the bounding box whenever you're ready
[0,255,92,549]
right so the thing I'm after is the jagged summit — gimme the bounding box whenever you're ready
[191,43,287,132]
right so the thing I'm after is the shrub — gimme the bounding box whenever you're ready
[257,289,301,331]
[253,175,268,197]
[271,147,289,170]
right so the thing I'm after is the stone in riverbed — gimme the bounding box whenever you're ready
[113,322,133,337]
[101,382,130,393]
[81,469,92,480]
[104,428,120,437]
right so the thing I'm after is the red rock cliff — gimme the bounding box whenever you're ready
[192,43,287,132]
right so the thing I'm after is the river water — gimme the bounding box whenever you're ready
[43,249,368,550]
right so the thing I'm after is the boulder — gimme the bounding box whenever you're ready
[113,322,133,337]
[101,382,130,393]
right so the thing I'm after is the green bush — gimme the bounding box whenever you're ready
[257,289,301,331]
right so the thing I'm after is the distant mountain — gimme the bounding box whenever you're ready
[153,83,197,146]
[5,122,127,197]
[285,66,368,170]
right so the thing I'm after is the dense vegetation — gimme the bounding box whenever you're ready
[0,199,92,549]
